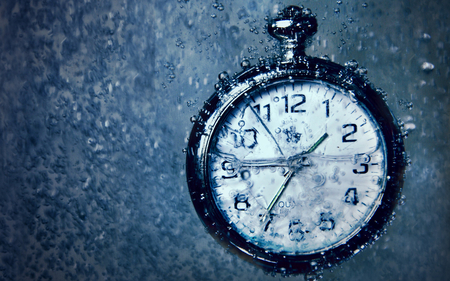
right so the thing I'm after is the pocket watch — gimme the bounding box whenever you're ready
[186,5,407,276]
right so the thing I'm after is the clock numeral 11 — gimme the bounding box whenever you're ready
[253,104,270,121]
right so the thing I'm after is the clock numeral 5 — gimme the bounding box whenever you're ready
[342,123,357,142]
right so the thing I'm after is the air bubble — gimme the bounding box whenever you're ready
[238,120,245,127]
[398,195,407,205]
[273,96,279,102]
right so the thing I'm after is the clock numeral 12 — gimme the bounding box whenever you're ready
[282,94,306,113]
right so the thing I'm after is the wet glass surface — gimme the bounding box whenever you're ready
[0,0,448,280]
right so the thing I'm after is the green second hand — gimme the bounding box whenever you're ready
[266,169,295,213]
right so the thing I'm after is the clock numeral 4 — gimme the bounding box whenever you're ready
[344,188,359,205]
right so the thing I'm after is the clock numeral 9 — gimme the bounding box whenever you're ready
[342,123,357,142]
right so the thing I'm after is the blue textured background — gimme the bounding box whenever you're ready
[0,0,448,280]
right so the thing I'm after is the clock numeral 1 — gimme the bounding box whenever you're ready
[342,123,357,142]
[282,94,306,113]
[322,99,329,117]
[344,188,359,205]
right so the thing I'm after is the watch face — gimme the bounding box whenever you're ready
[207,79,387,255]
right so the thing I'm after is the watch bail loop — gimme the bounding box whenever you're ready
[268,6,318,62]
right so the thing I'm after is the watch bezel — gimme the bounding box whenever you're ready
[186,56,406,275]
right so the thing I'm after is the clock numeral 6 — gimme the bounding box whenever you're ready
[342,123,357,142]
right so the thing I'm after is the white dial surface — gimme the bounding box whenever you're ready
[208,80,387,255]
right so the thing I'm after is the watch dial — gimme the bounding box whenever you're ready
[208,80,387,255]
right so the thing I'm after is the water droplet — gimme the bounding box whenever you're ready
[218,71,229,80]
[399,195,407,205]
[421,62,434,72]
[190,115,197,123]
[362,3,368,8]
[336,0,342,4]
[211,13,217,18]
[334,8,340,14]
[240,59,251,69]
[345,59,359,70]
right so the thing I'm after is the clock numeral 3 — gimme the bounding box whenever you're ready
[353,163,368,174]
[342,123,357,142]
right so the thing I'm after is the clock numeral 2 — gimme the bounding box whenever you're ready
[342,123,357,142]
[282,94,306,113]
[344,188,359,205]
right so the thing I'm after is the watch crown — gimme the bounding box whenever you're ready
[268,6,318,62]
